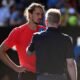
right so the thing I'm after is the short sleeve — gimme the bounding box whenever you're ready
[4,27,19,48]
[66,36,74,59]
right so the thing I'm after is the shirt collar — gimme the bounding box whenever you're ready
[46,27,60,32]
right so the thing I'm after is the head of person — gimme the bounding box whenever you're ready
[45,8,61,28]
[0,0,3,6]
[24,3,45,24]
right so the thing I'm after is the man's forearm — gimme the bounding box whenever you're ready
[67,60,77,80]
[0,51,18,72]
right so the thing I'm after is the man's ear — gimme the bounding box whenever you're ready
[29,13,32,19]
[45,20,48,26]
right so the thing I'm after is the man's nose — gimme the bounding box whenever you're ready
[39,14,43,19]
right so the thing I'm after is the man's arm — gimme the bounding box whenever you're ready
[0,43,26,73]
[26,34,36,56]
[66,58,77,80]
[65,36,77,80]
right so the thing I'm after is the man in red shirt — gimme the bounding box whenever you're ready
[0,3,45,80]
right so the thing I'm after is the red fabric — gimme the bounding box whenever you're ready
[4,23,45,73]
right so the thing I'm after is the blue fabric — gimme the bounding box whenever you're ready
[38,28,45,32]
[47,0,59,7]
[74,46,80,61]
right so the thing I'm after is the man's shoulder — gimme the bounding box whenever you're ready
[33,30,46,38]
[62,33,71,38]
[34,30,45,35]
[14,23,28,30]
[10,23,28,34]
[32,31,46,41]
[62,33,69,37]
[38,25,46,31]
[18,23,28,29]
[62,33,73,42]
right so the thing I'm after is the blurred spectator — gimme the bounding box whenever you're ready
[77,13,80,26]
[60,7,68,27]
[9,4,17,15]
[74,37,80,62]
[66,0,77,8]
[2,0,15,7]
[67,7,78,27]
[47,0,64,9]
[19,0,28,7]
[0,0,10,26]
[16,0,28,9]
[10,4,26,26]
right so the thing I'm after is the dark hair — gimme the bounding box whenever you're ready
[27,3,44,14]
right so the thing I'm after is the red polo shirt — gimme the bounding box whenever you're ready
[4,23,45,73]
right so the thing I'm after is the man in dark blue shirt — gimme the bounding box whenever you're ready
[27,9,77,80]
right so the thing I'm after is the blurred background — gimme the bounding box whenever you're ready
[0,0,80,80]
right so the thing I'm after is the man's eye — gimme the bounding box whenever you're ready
[36,13,43,16]
[36,13,40,15]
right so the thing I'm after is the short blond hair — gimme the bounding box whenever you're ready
[45,8,61,24]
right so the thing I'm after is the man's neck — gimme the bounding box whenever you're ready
[47,24,58,29]
[27,21,38,30]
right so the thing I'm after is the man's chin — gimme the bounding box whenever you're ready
[34,22,40,25]
[32,20,40,25]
